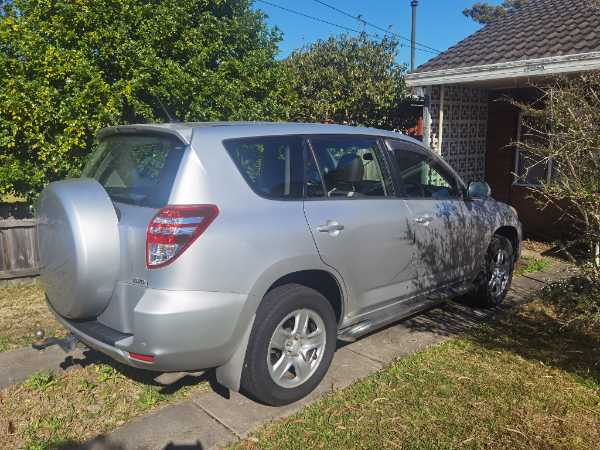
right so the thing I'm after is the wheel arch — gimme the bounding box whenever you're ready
[216,264,347,393]
[494,225,520,258]
[266,270,345,325]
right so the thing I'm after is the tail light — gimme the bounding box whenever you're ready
[146,204,219,269]
[129,352,155,363]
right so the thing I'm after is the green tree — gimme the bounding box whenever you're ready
[463,0,528,24]
[284,33,414,131]
[0,0,292,200]
[514,74,600,281]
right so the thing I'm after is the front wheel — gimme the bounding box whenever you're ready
[240,284,337,406]
[472,235,514,307]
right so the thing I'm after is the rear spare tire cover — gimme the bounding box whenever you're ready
[36,178,120,319]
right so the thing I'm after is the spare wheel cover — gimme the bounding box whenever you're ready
[36,178,120,319]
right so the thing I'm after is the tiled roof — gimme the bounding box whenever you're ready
[417,0,600,73]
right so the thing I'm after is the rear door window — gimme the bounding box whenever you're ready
[83,133,186,207]
[307,136,392,198]
[223,136,304,199]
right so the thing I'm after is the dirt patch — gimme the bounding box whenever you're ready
[522,239,553,254]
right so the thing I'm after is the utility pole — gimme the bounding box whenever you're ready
[410,0,418,72]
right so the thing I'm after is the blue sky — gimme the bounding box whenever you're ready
[253,0,502,67]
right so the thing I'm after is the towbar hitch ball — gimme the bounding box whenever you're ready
[32,330,79,353]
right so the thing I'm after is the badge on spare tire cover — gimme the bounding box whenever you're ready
[36,178,120,319]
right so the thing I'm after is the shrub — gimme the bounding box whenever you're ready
[0,0,292,200]
[515,74,600,283]
[284,33,416,131]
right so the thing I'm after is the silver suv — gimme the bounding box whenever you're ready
[36,122,521,405]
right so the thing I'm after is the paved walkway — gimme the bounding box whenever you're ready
[0,259,573,450]
[77,262,571,450]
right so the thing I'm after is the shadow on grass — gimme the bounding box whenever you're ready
[385,293,512,339]
[467,301,600,385]
[59,347,211,396]
[403,292,600,386]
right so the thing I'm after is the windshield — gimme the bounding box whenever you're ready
[83,133,186,208]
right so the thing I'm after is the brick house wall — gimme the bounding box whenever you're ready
[427,85,565,239]
[485,90,565,239]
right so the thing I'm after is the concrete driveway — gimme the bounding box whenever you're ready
[0,259,570,450]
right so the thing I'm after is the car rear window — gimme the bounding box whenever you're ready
[83,133,186,207]
[223,136,304,199]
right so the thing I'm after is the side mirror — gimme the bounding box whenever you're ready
[467,181,492,199]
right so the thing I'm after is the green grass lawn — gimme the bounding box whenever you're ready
[0,282,63,352]
[2,254,596,449]
[0,358,209,449]
[233,294,600,450]
[0,283,210,450]
[514,256,551,277]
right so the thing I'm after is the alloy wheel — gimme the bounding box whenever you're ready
[267,308,327,389]
[489,247,511,298]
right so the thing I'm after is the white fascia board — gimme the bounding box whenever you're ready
[406,52,600,87]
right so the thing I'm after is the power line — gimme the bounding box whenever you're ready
[255,0,438,55]
[311,0,441,54]
[255,0,389,43]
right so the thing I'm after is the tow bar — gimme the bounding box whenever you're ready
[32,329,79,353]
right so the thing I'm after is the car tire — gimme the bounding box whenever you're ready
[240,283,337,406]
[472,235,515,308]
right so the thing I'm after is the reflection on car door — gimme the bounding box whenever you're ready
[302,135,419,318]
[386,140,471,289]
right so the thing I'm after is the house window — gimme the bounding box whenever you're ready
[514,112,553,186]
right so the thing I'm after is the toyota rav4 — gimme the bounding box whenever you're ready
[36,122,521,405]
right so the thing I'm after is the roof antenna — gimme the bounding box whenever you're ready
[155,96,176,123]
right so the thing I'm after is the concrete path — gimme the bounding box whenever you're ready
[0,260,573,450]
[72,264,571,450]
[0,345,86,390]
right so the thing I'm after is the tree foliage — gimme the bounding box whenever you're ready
[284,34,414,131]
[514,74,600,280]
[0,0,292,199]
[463,0,528,24]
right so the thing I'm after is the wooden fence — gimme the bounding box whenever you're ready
[0,218,39,280]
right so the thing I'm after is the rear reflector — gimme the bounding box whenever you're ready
[146,204,219,269]
[129,352,155,363]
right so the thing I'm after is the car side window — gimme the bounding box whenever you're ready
[223,136,304,199]
[307,136,391,198]
[304,142,326,198]
[387,141,460,200]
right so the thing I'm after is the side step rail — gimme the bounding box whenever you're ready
[338,282,475,342]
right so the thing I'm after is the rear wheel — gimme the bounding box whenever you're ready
[240,284,336,406]
[472,235,514,307]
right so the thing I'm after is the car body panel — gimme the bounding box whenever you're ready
[303,198,418,318]
[38,122,522,381]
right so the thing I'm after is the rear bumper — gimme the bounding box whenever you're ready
[48,287,249,372]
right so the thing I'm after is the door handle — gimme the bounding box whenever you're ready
[317,223,345,233]
[414,215,433,225]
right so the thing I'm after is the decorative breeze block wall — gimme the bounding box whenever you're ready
[429,85,488,183]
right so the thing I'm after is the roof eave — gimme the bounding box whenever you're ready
[405,52,600,87]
